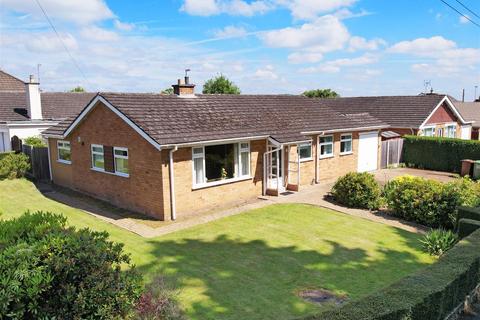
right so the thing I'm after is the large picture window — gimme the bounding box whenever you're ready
[192,142,251,187]
[298,142,312,161]
[319,136,334,158]
[340,134,352,154]
[91,144,105,171]
[422,127,435,137]
[57,140,71,164]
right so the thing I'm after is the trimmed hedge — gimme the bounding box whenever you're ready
[305,229,480,320]
[331,172,382,210]
[456,206,480,231]
[458,219,480,239]
[403,135,480,173]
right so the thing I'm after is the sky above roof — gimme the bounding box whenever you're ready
[1,0,479,99]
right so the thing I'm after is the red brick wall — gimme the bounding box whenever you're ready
[426,102,458,124]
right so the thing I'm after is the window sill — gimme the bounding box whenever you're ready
[192,176,252,190]
[91,167,129,178]
[300,158,313,163]
[57,159,71,165]
[319,155,334,160]
[340,151,353,156]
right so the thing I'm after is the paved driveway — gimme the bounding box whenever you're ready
[374,167,458,185]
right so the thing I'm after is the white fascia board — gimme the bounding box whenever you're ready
[162,135,270,148]
[301,125,388,135]
[420,96,471,129]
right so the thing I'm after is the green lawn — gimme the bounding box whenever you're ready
[0,179,435,320]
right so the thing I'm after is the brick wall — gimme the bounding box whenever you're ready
[317,132,359,182]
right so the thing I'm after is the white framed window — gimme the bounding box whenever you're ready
[114,147,129,177]
[192,142,251,188]
[319,135,334,158]
[422,126,435,137]
[91,144,105,171]
[437,128,444,137]
[340,134,353,155]
[57,140,71,164]
[298,142,312,161]
[445,124,456,138]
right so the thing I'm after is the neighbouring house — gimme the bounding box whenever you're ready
[455,101,480,140]
[0,70,95,152]
[325,94,473,140]
[43,77,388,221]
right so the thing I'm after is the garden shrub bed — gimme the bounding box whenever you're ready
[305,229,480,320]
[458,219,480,239]
[403,135,480,173]
[331,172,382,210]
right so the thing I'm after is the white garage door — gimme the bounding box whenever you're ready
[358,132,379,172]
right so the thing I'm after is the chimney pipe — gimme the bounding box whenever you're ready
[25,75,42,120]
[172,72,195,96]
[462,89,465,102]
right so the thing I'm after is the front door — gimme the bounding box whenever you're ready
[268,147,285,192]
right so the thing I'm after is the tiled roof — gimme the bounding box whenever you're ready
[44,93,388,144]
[0,91,96,122]
[0,70,25,92]
[323,94,446,128]
[455,102,480,128]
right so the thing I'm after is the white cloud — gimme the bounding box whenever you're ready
[348,36,386,52]
[80,26,119,42]
[389,36,456,55]
[114,20,135,31]
[181,0,272,17]
[275,0,358,20]
[214,26,248,38]
[300,53,378,73]
[2,0,114,24]
[259,15,350,52]
[24,32,78,53]
[459,15,470,24]
[254,65,279,79]
[288,52,323,64]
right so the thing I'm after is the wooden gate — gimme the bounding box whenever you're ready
[22,145,50,181]
[381,138,404,169]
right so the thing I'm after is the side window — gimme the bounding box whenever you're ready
[91,144,105,171]
[340,134,352,154]
[319,136,334,158]
[298,143,312,160]
[114,147,129,176]
[57,140,71,164]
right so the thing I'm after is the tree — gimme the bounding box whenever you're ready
[202,75,241,94]
[302,89,339,98]
[161,87,174,95]
[70,86,85,93]
[0,211,142,319]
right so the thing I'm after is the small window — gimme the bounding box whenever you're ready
[114,147,129,176]
[437,128,444,137]
[446,125,456,138]
[239,142,250,177]
[422,127,435,137]
[91,144,105,171]
[340,134,353,154]
[298,143,312,161]
[192,147,205,185]
[319,136,334,158]
[57,140,71,164]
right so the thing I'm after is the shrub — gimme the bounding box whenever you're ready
[0,152,30,179]
[458,218,480,239]
[305,229,480,320]
[135,276,185,320]
[456,206,480,231]
[331,172,382,210]
[421,229,457,256]
[403,135,480,173]
[0,211,142,319]
[384,176,480,228]
[23,136,46,147]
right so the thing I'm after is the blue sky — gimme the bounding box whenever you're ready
[1,0,479,99]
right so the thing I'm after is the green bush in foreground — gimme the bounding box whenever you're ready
[23,136,46,147]
[331,172,382,210]
[421,229,457,256]
[0,211,142,319]
[0,153,30,180]
[384,176,480,228]
[306,229,480,320]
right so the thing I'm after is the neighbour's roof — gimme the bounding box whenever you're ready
[455,102,480,128]
[44,93,388,145]
[324,94,448,128]
[0,70,25,92]
[0,91,96,122]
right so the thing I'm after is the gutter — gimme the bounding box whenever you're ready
[301,125,389,135]
[169,146,178,221]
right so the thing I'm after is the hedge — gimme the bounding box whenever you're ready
[0,152,13,161]
[304,229,480,320]
[456,206,480,231]
[458,218,480,239]
[403,135,480,173]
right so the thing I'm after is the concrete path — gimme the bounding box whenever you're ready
[39,167,451,238]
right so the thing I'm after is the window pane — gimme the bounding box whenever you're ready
[205,144,235,182]
[341,140,352,153]
[194,157,204,184]
[193,147,203,155]
[241,152,249,176]
[59,149,71,161]
[321,144,333,155]
[320,136,333,144]
[93,154,104,169]
[115,149,128,157]
[299,144,312,159]
[93,146,103,153]
[115,157,129,174]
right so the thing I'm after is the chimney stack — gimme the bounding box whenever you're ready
[172,71,195,96]
[25,75,42,120]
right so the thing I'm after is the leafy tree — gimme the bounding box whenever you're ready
[24,136,46,147]
[302,89,339,98]
[0,211,142,319]
[202,75,241,94]
[70,86,85,93]
[161,87,174,95]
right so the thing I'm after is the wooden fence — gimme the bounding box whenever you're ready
[22,145,50,181]
[381,138,404,169]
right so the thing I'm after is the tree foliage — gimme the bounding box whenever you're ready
[23,136,46,147]
[161,87,174,95]
[202,75,241,94]
[302,89,339,98]
[69,86,86,93]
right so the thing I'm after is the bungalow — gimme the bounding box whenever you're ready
[0,70,95,152]
[325,95,473,140]
[455,101,480,140]
[43,77,388,221]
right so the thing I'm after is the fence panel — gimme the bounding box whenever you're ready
[381,138,404,168]
[22,145,50,181]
